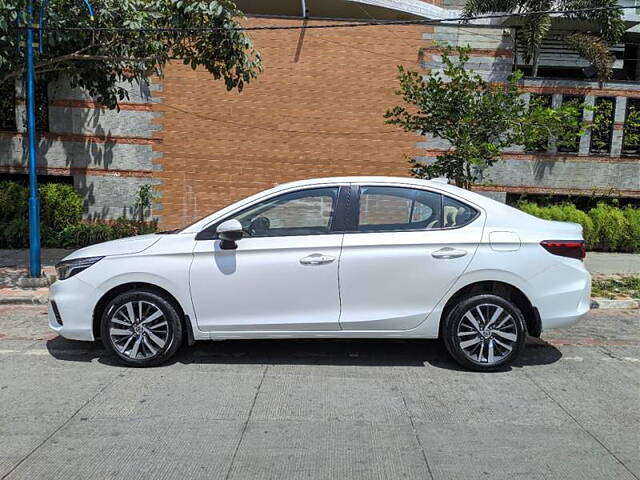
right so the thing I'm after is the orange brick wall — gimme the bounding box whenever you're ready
[153,18,428,229]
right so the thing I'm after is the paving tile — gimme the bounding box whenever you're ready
[229,420,430,480]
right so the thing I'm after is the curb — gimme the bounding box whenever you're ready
[0,295,48,305]
[591,298,640,310]
[16,274,56,288]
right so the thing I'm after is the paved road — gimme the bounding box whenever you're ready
[0,306,638,480]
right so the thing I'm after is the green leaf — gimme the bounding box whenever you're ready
[0,0,261,108]
[386,45,589,189]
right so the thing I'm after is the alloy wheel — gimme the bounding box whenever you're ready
[456,303,518,365]
[108,300,169,360]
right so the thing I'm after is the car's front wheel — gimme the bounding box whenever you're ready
[442,294,526,371]
[101,289,183,367]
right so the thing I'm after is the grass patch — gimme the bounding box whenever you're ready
[591,275,640,299]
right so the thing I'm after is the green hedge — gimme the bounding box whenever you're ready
[518,201,640,253]
[57,220,158,248]
[0,181,156,249]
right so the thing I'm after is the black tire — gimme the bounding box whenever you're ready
[101,289,184,367]
[442,294,526,371]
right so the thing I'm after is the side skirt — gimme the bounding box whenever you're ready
[201,330,438,341]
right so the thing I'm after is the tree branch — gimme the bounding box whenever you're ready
[0,39,150,86]
[0,41,97,86]
[65,54,160,62]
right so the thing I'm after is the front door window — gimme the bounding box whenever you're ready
[228,187,339,237]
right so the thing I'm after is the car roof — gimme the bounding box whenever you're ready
[274,176,442,188]
[272,176,497,207]
[181,176,508,233]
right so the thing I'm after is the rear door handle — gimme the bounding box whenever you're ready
[432,247,467,259]
[300,254,335,265]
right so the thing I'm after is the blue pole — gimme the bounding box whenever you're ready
[25,0,42,277]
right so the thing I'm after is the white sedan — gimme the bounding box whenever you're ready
[49,177,591,370]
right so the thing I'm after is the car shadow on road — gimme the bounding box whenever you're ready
[45,336,562,372]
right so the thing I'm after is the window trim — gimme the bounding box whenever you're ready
[351,185,480,234]
[195,186,345,240]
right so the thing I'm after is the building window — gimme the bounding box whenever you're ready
[621,42,640,81]
[557,95,584,154]
[623,98,640,156]
[527,94,552,152]
[590,97,615,155]
[0,82,16,131]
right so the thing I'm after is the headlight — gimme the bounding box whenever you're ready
[55,256,104,281]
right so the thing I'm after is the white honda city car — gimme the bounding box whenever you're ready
[49,176,591,370]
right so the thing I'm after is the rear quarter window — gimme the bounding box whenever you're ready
[442,195,478,228]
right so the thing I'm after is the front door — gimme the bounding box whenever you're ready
[190,187,343,332]
[338,185,484,330]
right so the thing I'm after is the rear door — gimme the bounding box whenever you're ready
[338,184,484,330]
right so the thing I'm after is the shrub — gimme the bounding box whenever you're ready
[39,183,83,247]
[0,181,28,226]
[39,183,83,231]
[556,204,596,247]
[589,203,629,252]
[518,201,597,248]
[58,219,156,248]
[0,181,157,248]
[517,201,546,219]
[0,218,28,249]
[0,181,84,248]
[519,200,640,253]
[623,206,640,253]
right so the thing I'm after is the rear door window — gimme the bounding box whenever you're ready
[357,186,442,232]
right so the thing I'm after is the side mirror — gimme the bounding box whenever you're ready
[216,219,243,250]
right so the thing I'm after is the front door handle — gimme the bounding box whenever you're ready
[300,254,335,265]
[432,247,467,259]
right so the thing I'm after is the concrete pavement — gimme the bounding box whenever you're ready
[0,305,638,480]
[585,252,640,276]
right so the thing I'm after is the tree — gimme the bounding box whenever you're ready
[462,0,625,81]
[384,46,587,189]
[0,0,261,108]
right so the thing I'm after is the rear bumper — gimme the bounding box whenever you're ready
[532,260,592,331]
[48,276,100,341]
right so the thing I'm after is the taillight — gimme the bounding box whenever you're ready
[540,240,586,260]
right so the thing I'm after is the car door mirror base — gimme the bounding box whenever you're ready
[215,219,244,250]
[220,239,238,250]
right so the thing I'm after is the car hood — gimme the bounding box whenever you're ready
[61,234,162,262]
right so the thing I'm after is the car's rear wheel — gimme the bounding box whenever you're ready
[442,294,526,371]
[101,289,183,367]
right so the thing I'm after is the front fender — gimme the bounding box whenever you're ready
[95,271,197,324]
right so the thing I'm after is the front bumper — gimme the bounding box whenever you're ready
[48,275,101,341]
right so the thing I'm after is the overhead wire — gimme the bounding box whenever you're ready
[145,96,404,136]
[21,4,639,136]
[24,5,639,33]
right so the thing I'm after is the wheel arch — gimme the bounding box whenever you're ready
[92,282,195,345]
[439,280,541,338]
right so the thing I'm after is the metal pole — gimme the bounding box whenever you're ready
[25,0,42,277]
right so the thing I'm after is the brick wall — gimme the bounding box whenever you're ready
[153,18,429,229]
